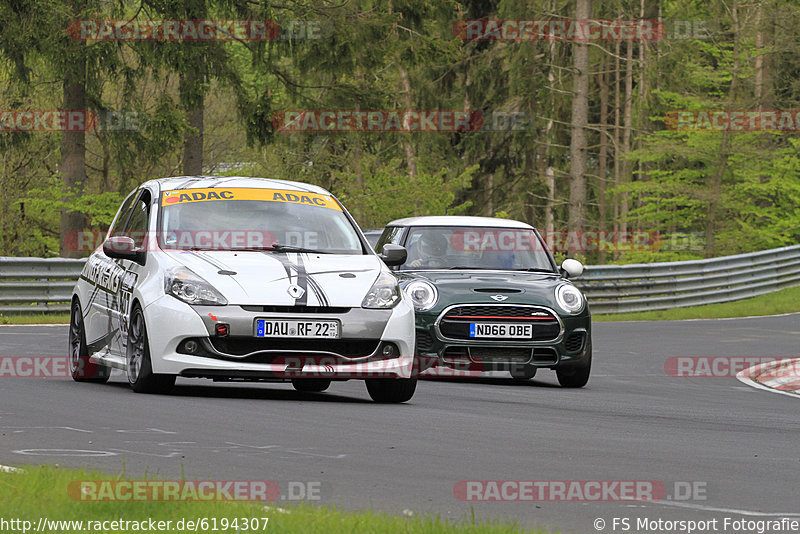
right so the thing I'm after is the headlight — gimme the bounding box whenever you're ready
[555,284,584,314]
[361,272,401,309]
[403,280,438,311]
[164,267,228,306]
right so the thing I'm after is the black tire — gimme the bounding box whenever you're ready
[556,352,591,388]
[291,378,332,392]
[365,378,417,403]
[509,364,537,380]
[69,300,110,383]
[127,304,175,394]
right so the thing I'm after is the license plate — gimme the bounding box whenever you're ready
[469,323,532,339]
[255,319,340,338]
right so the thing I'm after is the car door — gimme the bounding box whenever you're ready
[83,189,138,359]
[106,188,153,359]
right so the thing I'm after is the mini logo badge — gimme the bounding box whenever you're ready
[490,295,508,302]
[287,284,305,299]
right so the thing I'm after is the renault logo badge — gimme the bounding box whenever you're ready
[287,284,305,299]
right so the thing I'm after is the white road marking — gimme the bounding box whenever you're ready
[13,449,116,457]
[0,426,93,433]
[655,500,800,517]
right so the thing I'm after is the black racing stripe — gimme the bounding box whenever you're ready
[87,328,119,353]
[207,177,239,188]
[175,177,202,189]
[306,276,329,306]
[270,252,308,305]
[292,254,308,306]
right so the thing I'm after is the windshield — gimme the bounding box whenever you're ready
[158,187,363,254]
[399,226,555,271]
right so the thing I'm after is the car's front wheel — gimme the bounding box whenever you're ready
[365,378,417,403]
[127,304,176,394]
[556,350,591,388]
[291,378,331,392]
[69,300,110,383]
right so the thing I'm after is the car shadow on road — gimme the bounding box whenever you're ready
[101,379,374,403]
[420,376,562,388]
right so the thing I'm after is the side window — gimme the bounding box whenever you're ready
[107,190,138,238]
[121,191,151,249]
[375,226,402,251]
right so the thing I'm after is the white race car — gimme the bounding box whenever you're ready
[70,176,416,403]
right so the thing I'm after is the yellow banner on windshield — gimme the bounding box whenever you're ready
[161,187,342,211]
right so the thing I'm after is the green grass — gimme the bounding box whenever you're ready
[0,312,70,324]
[595,284,800,322]
[0,465,546,534]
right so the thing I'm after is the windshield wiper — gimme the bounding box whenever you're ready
[518,268,557,273]
[269,243,331,254]
[447,266,494,270]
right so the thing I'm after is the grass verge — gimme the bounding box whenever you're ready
[0,465,543,533]
[0,312,70,325]
[594,284,800,322]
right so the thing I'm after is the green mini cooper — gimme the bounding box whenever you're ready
[375,216,592,388]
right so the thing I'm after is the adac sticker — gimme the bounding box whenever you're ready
[161,188,341,211]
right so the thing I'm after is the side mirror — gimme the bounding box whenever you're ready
[103,236,145,264]
[380,244,407,267]
[560,258,584,278]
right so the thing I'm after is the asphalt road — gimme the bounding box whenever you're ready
[1,316,799,533]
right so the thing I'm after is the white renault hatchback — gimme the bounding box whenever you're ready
[70,176,416,403]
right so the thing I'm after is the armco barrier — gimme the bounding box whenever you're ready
[573,245,800,314]
[0,257,85,312]
[1,245,799,314]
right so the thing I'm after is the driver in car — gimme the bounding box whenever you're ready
[407,232,449,268]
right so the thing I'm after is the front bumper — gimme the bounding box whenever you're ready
[414,304,591,375]
[143,295,415,379]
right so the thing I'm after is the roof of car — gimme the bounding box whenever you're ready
[387,216,535,229]
[142,176,333,196]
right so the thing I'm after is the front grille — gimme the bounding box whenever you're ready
[565,332,585,353]
[208,336,380,359]
[438,305,561,342]
[240,305,350,314]
[416,330,435,351]
[469,347,532,363]
[444,305,553,318]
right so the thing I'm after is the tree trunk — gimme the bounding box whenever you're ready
[181,0,206,176]
[705,0,740,257]
[567,0,591,254]
[182,73,204,176]
[612,39,621,260]
[398,64,417,180]
[598,53,609,265]
[620,39,634,236]
[484,174,494,216]
[59,56,87,258]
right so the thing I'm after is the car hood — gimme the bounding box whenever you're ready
[397,270,574,314]
[164,250,383,307]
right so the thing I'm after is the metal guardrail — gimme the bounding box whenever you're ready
[0,257,85,313]
[573,244,800,314]
[1,245,799,314]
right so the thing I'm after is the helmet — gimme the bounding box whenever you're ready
[419,232,448,256]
